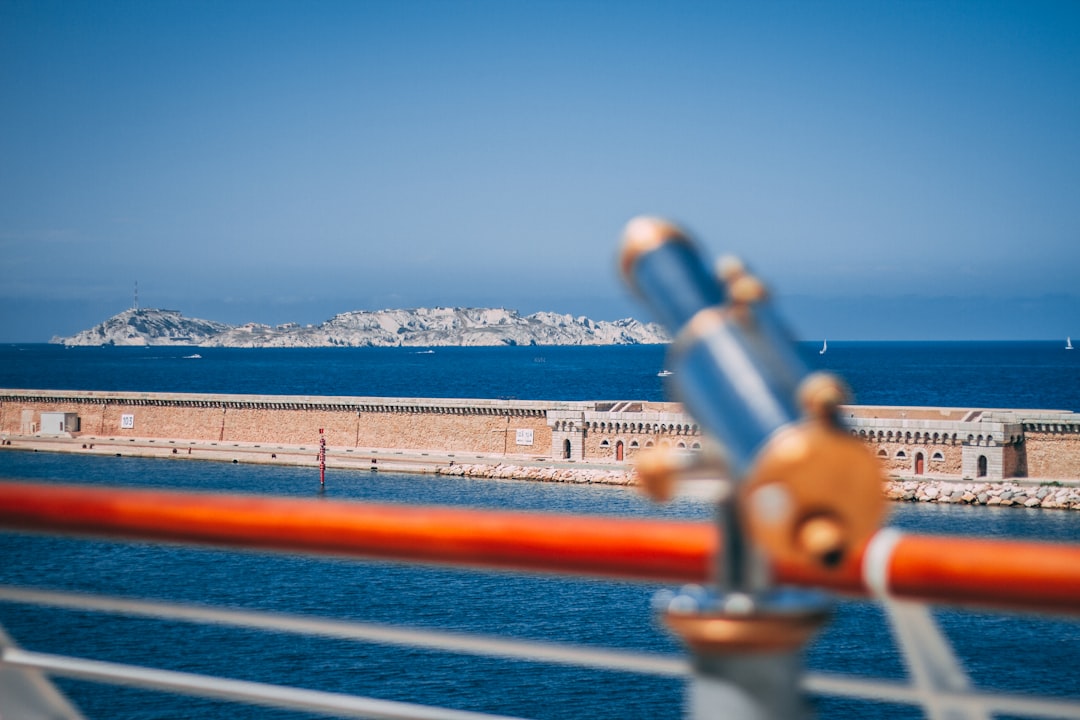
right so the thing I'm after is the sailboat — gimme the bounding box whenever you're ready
[819,339,827,355]
[1068,337,1074,350]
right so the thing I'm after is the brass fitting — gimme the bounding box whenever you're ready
[619,216,690,282]
[798,372,850,423]
[665,606,830,655]
[739,419,886,572]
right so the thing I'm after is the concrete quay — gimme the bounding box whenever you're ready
[3,433,1079,509]
[0,433,633,484]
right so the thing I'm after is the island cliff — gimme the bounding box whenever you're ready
[52,307,670,347]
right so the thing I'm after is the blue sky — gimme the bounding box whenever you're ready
[2,1,1078,342]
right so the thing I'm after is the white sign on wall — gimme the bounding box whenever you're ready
[120,414,135,429]
[515,429,534,446]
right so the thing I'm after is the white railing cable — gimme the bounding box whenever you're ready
[803,673,1080,720]
[0,585,690,677]
[0,645,527,720]
[2,586,1078,718]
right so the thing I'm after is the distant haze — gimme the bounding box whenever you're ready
[2,2,1078,342]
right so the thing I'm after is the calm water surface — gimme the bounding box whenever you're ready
[2,341,1079,410]
[1,342,1078,718]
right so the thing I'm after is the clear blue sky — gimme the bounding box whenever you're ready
[2,0,1078,342]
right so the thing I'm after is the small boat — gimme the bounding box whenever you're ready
[183,354,202,359]
[819,339,827,355]
[657,370,673,377]
[1068,337,1074,350]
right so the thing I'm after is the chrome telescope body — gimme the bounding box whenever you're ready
[620,216,885,577]
[620,217,887,720]
[620,217,810,479]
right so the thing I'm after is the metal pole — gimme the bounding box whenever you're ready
[319,429,326,487]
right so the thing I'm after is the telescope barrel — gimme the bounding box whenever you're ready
[620,217,809,477]
[620,218,725,331]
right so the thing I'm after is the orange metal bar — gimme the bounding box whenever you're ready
[0,481,714,584]
[775,536,1080,616]
[0,481,1078,615]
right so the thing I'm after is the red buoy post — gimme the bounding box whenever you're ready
[318,428,326,487]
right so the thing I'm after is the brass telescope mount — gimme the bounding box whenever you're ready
[620,217,886,719]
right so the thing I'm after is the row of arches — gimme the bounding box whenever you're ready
[854,429,1021,447]
[561,438,703,460]
[879,448,946,462]
[876,448,992,478]
[855,429,961,444]
[972,433,1010,444]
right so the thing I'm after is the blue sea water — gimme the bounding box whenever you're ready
[2,340,1080,410]
[1,342,1079,718]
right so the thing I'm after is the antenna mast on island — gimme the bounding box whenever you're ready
[134,281,139,310]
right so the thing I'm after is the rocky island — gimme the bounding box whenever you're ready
[52,307,670,347]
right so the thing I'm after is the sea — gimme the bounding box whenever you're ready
[0,341,1078,719]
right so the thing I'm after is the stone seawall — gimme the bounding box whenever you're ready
[436,463,635,485]
[884,479,1080,510]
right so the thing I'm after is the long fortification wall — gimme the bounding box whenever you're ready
[3,390,1079,482]
[0,391,556,459]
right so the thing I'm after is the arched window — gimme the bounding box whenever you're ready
[877,448,888,457]
[931,452,944,461]
[562,439,571,460]
[896,450,907,459]
[977,455,988,477]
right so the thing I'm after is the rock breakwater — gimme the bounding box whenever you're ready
[439,465,1080,510]
[436,463,634,485]
[885,479,1080,510]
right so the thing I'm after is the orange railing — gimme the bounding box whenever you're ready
[1,481,1078,616]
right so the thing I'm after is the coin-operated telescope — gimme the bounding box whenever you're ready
[620,217,887,719]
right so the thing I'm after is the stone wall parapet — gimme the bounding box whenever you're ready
[0,389,560,417]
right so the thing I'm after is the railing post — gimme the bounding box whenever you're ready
[655,492,830,719]
[685,649,812,720]
[0,624,86,720]
[659,584,830,720]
